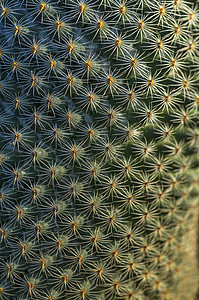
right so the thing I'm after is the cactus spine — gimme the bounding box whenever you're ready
[0,0,199,299]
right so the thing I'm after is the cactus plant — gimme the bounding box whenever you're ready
[0,0,199,299]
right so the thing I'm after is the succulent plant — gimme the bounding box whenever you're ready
[0,0,199,299]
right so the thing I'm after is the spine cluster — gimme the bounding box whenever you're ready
[0,0,199,299]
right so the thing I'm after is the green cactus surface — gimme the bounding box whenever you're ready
[0,0,199,299]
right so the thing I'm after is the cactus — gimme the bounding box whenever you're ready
[0,0,199,299]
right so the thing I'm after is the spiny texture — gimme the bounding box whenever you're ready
[0,0,199,299]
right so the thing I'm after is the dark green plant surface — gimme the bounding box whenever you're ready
[0,0,199,299]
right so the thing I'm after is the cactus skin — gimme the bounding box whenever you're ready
[0,0,199,299]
